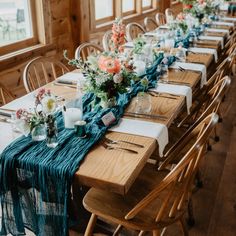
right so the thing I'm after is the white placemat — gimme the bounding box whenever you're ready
[198,35,224,49]
[124,42,134,48]
[1,92,35,113]
[220,17,236,22]
[56,72,84,84]
[188,47,218,62]
[206,28,230,36]
[212,21,234,27]
[169,62,207,88]
[109,118,168,157]
[150,83,192,114]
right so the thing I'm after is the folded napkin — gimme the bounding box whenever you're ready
[124,42,134,48]
[150,83,192,114]
[198,35,224,49]
[1,92,35,112]
[212,21,234,27]
[109,118,168,157]
[169,62,207,88]
[158,25,170,29]
[220,17,236,22]
[206,28,230,37]
[188,47,218,62]
[56,72,84,84]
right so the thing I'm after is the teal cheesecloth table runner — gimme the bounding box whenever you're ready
[0,55,171,236]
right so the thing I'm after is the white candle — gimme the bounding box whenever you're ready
[63,108,83,129]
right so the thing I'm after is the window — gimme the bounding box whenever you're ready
[122,0,136,16]
[0,0,38,56]
[94,0,114,24]
[142,0,152,10]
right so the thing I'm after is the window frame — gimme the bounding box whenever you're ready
[122,0,136,17]
[93,0,115,25]
[142,0,153,11]
[0,0,39,56]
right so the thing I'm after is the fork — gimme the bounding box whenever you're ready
[102,142,138,154]
[104,137,144,148]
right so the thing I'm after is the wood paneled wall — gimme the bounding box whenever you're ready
[0,0,182,99]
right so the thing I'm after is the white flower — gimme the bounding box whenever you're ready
[113,73,123,84]
[41,96,57,114]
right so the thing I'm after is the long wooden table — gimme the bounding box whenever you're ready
[0,27,229,195]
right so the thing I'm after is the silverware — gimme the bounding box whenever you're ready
[159,80,192,86]
[0,116,12,123]
[101,142,138,154]
[53,82,77,88]
[124,112,167,120]
[148,91,178,100]
[104,137,144,148]
[0,111,12,117]
[149,91,180,97]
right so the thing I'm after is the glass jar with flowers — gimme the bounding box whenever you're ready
[15,88,57,143]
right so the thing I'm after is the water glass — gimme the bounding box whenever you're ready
[135,92,152,114]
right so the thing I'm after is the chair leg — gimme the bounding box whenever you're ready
[195,170,203,189]
[113,224,123,236]
[152,229,161,236]
[84,213,97,236]
[187,198,195,227]
[138,230,146,236]
[179,216,189,236]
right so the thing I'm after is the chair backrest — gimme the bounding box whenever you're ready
[155,13,166,26]
[102,30,113,52]
[126,22,146,42]
[0,82,15,105]
[165,8,175,22]
[125,113,219,223]
[23,56,69,93]
[74,42,103,61]
[178,76,231,128]
[144,17,158,32]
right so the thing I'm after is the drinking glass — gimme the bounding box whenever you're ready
[135,92,152,114]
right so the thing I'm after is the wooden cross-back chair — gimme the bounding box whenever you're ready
[155,13,166,26]
[144,17,158,32]
[126,22,146,42]
[102,30,113,52]
[82,113,219,236]
[0,81,15,105]
[23,56,69,93]
[178,76,231,128]
[74,42,103,61]
[165,8,175,22]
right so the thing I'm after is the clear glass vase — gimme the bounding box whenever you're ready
[31,124,46,141]
[100,97,117,109]
[46,115,58,148]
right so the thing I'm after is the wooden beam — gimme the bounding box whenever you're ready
[69,0,90,53]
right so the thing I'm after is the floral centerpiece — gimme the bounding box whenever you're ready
[64,18,140,109]
[64,51,138,108]
[15,88,57,141]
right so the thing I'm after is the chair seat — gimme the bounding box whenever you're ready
[83,164,185,232]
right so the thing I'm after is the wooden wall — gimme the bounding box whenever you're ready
[0,0,182,99]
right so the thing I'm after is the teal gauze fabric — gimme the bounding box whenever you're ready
[0,55,168,236]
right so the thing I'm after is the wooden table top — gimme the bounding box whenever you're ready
[0,39,220,195]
